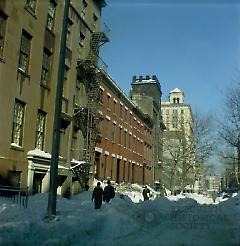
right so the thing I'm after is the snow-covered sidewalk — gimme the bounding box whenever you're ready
[0,189,239,246]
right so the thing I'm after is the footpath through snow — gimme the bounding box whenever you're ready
[0,185,239,246]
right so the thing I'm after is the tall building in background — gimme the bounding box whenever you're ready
[161,88,195,193]
[0,0,107,196]
[130,75,165,187]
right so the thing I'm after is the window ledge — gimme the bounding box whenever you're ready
[10,143,24,151]
[45,27,55,37]
[40,83,50,91]
[25,7,37,19]
[17,68,30,78]
[0,56,5,63]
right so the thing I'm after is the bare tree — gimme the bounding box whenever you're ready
[218,83,240,187]
[162,111,216,193]
[162,134,183,194]
[185,112,216,191]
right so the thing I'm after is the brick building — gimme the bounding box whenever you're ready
[95,73,154,185]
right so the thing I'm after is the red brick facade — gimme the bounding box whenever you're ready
[94,74,153,185]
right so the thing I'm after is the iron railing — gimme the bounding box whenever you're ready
[0,185,28,208]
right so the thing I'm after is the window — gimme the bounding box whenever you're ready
[81,0,88,19]
[124,108,127,121]
[18,31,31,73]
[47,0,56,32]
[128,133,131,148]
[173,98,180,104]
[79,32,85,46]
[120,104,123,118]
[63,66,69,98]
[107,95,110,110]
[110,157,114,179]
[26,0,37,13]
[75,76,81,105]
[35,110,46,150]
[12,100,25,146]
[9,171,21,187]
[112,123,116,142]
[99,88,103,104]
[62,67,69,113]
[66,20,72,48]
[119,128,122,145]
[128,162,131,181]
[106,119,110,139]
[40,49,51,86]
[123,161,126,181]
[79,19,86,46]
[113,101,116,114]
[124,130,127,147]
[93,13,98,22]
[0,11,7,57]
[83,0,88,8]
[104,155,107,179]
[92,13,98,28]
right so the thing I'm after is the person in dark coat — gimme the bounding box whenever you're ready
[103,180,115,203]
[143,186,150,201]
[92,182,103,209]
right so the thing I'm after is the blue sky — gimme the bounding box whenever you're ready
[100,0,240,116]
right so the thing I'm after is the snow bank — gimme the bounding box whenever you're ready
[0,186,239,245]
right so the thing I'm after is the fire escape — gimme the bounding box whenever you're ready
[72,28,109,188]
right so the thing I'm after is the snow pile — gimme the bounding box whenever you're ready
[27,149,52,159]
[0,187,239,245]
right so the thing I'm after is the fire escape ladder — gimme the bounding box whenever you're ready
[73,30,108,188]
[87,32,109,65]
[71,164,89,189]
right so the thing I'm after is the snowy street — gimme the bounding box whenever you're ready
[0,186,239,246]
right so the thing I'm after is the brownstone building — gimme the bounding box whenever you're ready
[0,0,107,195]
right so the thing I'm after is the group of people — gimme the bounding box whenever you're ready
[92,180,115,209]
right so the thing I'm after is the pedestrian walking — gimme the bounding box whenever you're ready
[92,182,103,209]
[143,186,150,201]
[103,180,115,203]
[212,190,217,203]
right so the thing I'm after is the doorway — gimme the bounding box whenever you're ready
[116,159,120,183]
[94,152,101,179]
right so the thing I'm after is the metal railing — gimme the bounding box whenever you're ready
[101,22,110,41]
[0,185,28,208]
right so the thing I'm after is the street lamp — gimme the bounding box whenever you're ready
[47,0,70,219]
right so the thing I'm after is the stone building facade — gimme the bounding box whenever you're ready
[130,75,165,187]
[0,0,107,196]
[161,88,195,192]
